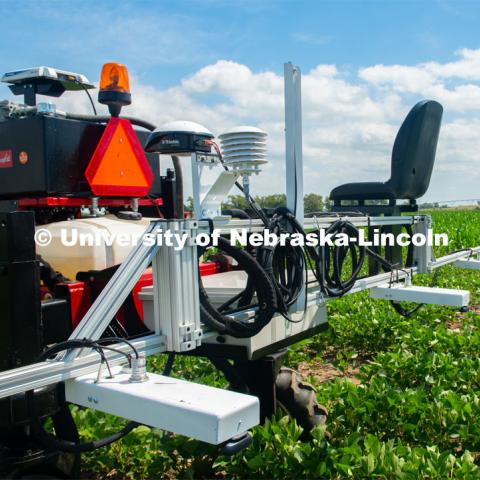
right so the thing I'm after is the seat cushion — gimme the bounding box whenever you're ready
[330,182,395,201]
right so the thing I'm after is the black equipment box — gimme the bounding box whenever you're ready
[0,115,161,198]
[0,211,41,371]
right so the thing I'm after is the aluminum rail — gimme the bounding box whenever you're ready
[431,247,480,269]
[0,228,477,399]
[209,215,417,234]
[212,246,480,321]
[305,245,480,305]
[66,221,162,345]
[0,334,165,400]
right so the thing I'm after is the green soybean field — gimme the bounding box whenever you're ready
[78,208,480,480]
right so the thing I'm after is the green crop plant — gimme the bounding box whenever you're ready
[76,209,480,479]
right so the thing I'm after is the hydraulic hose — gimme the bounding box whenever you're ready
[310,219,415,300]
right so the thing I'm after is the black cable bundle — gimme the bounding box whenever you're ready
[199,236,277,338]
[312,219,366,297]
[255,208,306,318]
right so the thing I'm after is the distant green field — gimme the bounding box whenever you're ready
[78,209,480,479]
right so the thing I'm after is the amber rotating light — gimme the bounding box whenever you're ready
[98,62,131,116]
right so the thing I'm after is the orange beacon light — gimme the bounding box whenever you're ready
[98,62,131,117]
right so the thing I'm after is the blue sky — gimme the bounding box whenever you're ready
[1,0,479,88]
[1,0,479,201]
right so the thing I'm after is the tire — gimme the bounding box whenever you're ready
[275,367,327,440]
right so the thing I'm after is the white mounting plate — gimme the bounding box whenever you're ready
[370,284,470,308]
[66,366,259,445]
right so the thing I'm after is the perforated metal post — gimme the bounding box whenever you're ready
[413,215,433,273]
[151,220,202,352]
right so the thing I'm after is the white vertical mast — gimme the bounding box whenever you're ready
[284,62,304,224]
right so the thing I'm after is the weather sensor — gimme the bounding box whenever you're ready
[219,126,268,197]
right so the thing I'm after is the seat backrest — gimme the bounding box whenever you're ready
[387,100,443,199]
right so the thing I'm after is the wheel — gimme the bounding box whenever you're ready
[210,355,327,441]
[275,367,327,440]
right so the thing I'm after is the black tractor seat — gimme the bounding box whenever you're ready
[330,100,443,215]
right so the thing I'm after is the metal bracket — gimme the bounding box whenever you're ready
[200,170,240,219]
[190,152,239,219]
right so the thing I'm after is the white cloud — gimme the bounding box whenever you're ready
[424,48,480,80]
[359,48,480,113]
[359,64,437,92]
[42,50,480,203]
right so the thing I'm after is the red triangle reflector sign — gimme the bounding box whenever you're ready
[85,118,154,197]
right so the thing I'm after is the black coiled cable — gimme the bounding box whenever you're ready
[255,208,306,318]
[199,236,277,338]
[312,219,366,297]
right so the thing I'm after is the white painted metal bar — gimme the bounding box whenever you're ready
[370,284,470,308]
[66,366,259,444]
[432,247,480,269]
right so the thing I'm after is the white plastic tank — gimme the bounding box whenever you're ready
[36,214,152,280]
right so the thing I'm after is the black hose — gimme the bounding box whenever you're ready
[199,236,277,338]
[221,208,251,220]
[64,113,156,132]
[162,352,176,377]
[313,220,366,297]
